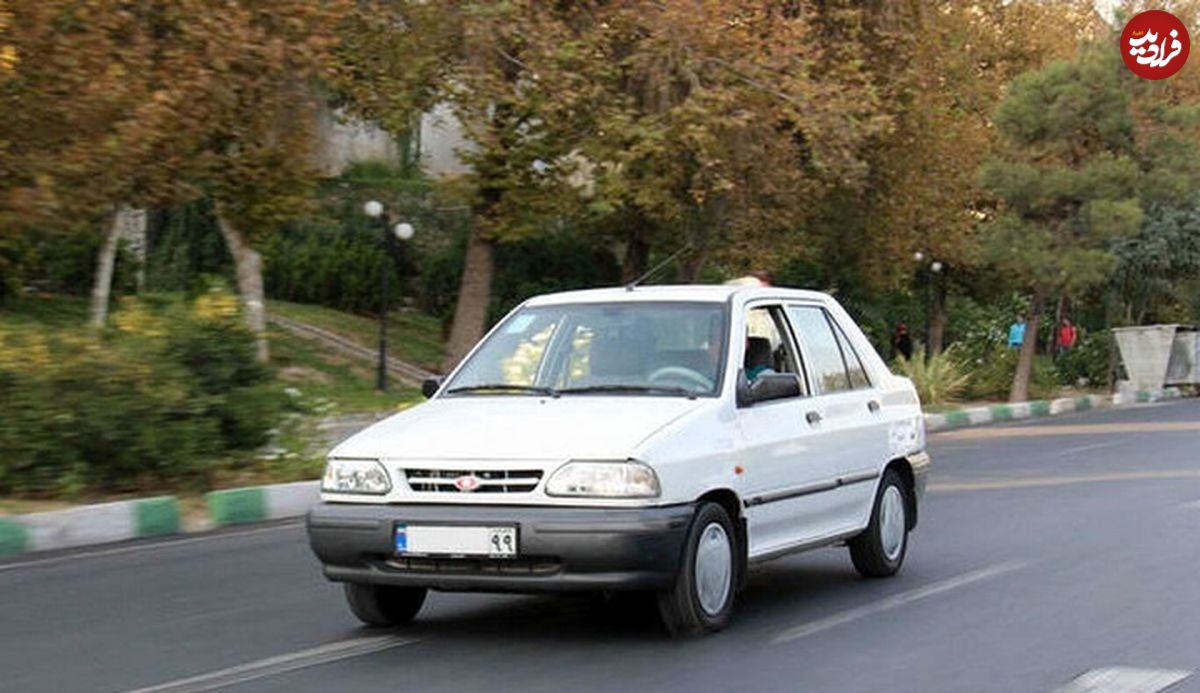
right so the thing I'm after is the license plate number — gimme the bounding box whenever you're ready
[394,524,517,558]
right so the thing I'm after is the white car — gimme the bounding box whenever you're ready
[307,285,929,636]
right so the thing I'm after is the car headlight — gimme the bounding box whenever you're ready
[545,461,660,498]
[322,459,391,495]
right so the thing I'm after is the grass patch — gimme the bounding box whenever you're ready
[268,300,443,372]
[270,328,421,414]
[0,497,76,515]
[0,294,89,328]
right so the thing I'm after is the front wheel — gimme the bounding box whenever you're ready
[343,583,427,627]
[848,469,910,578]
[657,502,738,637]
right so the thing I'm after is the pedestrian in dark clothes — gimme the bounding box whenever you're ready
[892,323,913,361]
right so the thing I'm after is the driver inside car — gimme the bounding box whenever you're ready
[745,336,775,382]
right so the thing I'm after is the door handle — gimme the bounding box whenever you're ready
[867,400,881,413]
[805,410,822,425]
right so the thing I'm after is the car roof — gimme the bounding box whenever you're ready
[522,284,833,307]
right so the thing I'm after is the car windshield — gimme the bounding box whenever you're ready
[444,301,729,397]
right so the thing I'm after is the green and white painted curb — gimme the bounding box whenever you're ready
[924,387,1183,432]
[0,483,318,559]
[0,496,180,557]
[0,387,1188,559]
[205,481,319,527]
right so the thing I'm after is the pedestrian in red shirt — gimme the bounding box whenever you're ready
[1057,318,1078,357]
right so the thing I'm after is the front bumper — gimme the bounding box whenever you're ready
[306,502,695,593]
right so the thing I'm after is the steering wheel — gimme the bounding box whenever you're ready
[647,366,714,391]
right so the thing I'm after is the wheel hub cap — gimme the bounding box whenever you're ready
[880,486,906,561]
[694,522,733,616]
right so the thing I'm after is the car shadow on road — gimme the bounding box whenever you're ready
[363,552,866,644]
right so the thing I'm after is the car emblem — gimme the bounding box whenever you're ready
[454,474,481,492]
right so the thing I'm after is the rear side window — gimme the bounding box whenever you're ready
[785,306,851,394]
[831,319,871,389]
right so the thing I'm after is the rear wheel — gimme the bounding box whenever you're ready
[849,469,910,578]
[657,502,738,637]
[343,583,427,627]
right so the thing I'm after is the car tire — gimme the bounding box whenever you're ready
[343,583,427,627]
[849,469,910,578]
[657,502,738,637]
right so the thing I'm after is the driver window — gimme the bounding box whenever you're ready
[744,306,803,390]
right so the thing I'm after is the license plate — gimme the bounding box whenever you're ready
[394,524,517,558]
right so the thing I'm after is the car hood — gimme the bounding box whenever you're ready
[330,396,708,461]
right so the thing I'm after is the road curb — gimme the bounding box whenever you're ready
[924,387,1182,432]
[0,518,29,556]
[0,496,182,555]
[204,481,320,527]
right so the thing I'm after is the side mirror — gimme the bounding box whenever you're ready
[747,373,802,405]
[421,377,443,399]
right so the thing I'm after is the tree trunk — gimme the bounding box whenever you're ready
[621,226,650,284]
[88,209,124,329]
[215,211,269,363]
[928,280,947,356]
[442,226,495,373]
[682,244,709,283]
[1049,295,1066,356]
[1009,288,1044,403]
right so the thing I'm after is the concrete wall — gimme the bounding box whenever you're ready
[313,102,471,179]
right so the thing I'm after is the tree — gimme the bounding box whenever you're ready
[980,48,1146,401]
[1,1,348,358]
[1112,203,1200,325]
[336,1,893,370]
[810,1,1106,355]
[125,1,348,361]
[577,1,890,282]
[0,1,184,327]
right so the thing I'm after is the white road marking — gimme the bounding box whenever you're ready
[771,560,1027,645]
[0,522,301,574]
[1052,440,1122,458]
[1055,666,1191,693]
[931,470,1200,493]
[1178,498,1200,510]
[125,635,419,693]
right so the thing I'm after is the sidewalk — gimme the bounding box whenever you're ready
[0,386,1185,558]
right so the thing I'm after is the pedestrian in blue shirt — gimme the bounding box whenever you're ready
[1008,315,1026,349]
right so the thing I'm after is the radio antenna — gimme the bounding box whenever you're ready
[626,244,694,291]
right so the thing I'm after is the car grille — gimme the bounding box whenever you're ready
[381,556,562,576]
[403,468,544,493]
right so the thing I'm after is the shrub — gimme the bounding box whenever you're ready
[0,336,222,494]
[892,346,970,406]
[1055,329,1113,388]
[0,290,284,496]
[961,348,1059,401]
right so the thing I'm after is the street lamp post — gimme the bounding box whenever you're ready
[363,200,416,392]
[914,251,943,354]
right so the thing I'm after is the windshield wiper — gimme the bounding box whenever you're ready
[558,384,699,399]
[444,384,560,397]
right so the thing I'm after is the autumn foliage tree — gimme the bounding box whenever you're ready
[336,1,890,370]
[805,1,1106,353]
[0,0,348,359]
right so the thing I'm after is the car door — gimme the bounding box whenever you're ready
[735,302,837,559]
[784,303,892,533]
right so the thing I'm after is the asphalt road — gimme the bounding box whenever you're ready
[4,399,1200,693]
